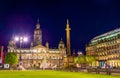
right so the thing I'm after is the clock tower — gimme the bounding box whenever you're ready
[34,19,42,46]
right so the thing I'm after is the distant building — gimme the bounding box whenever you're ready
[86,28,120,68]
[8,19,66,68]
[77,51,83,56]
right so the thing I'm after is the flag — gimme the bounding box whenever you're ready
[0,46,4,65]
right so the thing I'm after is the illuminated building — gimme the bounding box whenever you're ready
[86,28,120,68]
[8,19,66,68]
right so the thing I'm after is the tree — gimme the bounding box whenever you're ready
[4,52,18,68]
[74,55,86,64]
[86,55,96,64]
[86,55,96,67]
[74,55,86,68]
[74,55,96,68]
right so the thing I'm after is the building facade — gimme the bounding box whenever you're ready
[8,19,66,69]
[86,28,120,68]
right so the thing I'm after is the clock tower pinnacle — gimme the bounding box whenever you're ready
[34,18,42,46]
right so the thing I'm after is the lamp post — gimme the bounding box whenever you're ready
[32,49,34,68]
[30,49,34,68]
[14,35,28,66]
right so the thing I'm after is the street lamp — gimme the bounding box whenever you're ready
[14,36,28,65]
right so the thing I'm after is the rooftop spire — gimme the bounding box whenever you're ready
[61,37,63,41]
[36,18,40,29]
[37,18,39,23]
[59,37,64,44]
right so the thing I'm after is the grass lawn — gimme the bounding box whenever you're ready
[0,70,119,78]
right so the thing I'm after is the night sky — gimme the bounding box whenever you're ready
[1,0,120,54]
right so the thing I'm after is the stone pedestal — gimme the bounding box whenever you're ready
[64,56,74,68]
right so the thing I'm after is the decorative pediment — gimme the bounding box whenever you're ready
[32,45,48,53]
[33,45,46,49]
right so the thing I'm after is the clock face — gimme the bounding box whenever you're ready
[35,36,42,44]
[36,35,41,39]
[34,29,42,35]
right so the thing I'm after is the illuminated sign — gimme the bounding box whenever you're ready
[4,64,10,69]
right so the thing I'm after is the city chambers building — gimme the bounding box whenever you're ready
[7,19,67,69]
[86,28,120,68]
